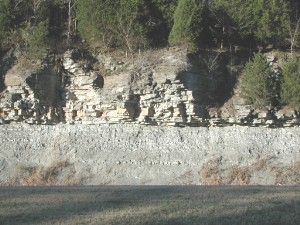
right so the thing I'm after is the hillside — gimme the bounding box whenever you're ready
[1,0,300,186]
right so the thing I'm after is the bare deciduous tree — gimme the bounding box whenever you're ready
[32,0,44,14]
[66,0,75,45]
[203,51,221,75]
[59,0,76,45]
[14,0,45,14]
[288,17,300,54]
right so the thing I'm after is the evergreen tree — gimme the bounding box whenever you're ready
[0,0,296,58]
[0,0,14,49]
[76,0,111,49]
[240,53,277,108]
[287,0,300,53]
[281,56,300,108]
[150,0,177,31]
[212,0,290,47]
[143,0,177,46]
[168,0,204,49]
[255,0,290,46]
[27,19,49,59]
[210,2,237,49]
[212,0,256,41]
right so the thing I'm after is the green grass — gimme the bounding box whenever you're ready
[0,186,299,225]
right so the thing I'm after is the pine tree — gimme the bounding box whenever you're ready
[141,0,177,46]
[76,0,109,49]
[210,1,237,49]
[281,56,300,108]
[212,0,290,47]
[240,53,277,108]
[0,0,14,49]
[27,20,49,59]
[150,0,177,31]
[255,0,290,46]
[168,0,204,49]
[212,0,256,40]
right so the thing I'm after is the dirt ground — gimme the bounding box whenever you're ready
[0,186,299,225]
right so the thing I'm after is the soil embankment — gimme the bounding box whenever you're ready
[1,124,299,185]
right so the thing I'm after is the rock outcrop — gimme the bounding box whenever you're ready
[0,48,299,126]
[1,49,300,186]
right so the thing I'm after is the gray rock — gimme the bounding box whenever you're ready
[1,124,300,185]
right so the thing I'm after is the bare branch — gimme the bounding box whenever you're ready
[14,0,25,10]
[203,51,221,74]
[288,16,300,53]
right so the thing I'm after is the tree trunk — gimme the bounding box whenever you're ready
[67,0,72,46]
[289,18,300,54]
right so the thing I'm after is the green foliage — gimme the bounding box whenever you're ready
[34,1,52,23]
[76,0,178,49]
[138,0,177,46]
[240,53,277,108]
[1,0,69,54]
[0,0,14,49]
[280,56,300,108]
[0,0,298,58]
[76,0,148,53]
[212,0,290,47]
[76,0,112,50]
[117,0,148,53]
[210,2,236,48]
[255,0,290,46]
[168,0,204,49]
[212,0,256,41]
[0,0,12,30]
[26,20,49,59]
[0,0,60,55]
[151,0,177,31]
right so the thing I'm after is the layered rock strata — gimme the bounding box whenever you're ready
[0,49,299,127]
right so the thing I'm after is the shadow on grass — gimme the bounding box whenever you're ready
[0,186,299,225]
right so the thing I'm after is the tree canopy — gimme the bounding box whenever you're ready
[0,0,299,55]
[168,0,204,49]
[281,56,300,108]
[0,0,14,48]
[239,53,277,108]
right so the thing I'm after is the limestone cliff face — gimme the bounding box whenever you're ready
[1,49,300,186]
[0,48,299,126]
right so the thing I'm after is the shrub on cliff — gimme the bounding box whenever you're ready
[239,53,277,108]
[280,56,300,108]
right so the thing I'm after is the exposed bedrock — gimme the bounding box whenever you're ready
[0,125,299,185]
[1,48,299,127]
